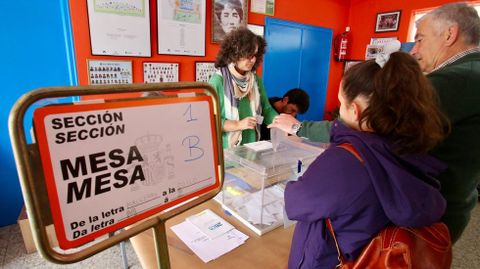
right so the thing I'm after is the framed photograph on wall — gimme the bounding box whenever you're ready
[211,0,248,43]
[87,60,132,85]
[157,0,206,56]
[195,62,216,82]
[374,10,401,33]
[143,62,179,83]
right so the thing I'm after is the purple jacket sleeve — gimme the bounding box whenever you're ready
[284,148,370,222]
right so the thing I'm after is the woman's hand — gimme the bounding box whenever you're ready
[237,116,257,130]
[223,117,257,132]
[268,113,301,134]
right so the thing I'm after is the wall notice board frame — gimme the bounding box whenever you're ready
[195,62,216,82]
[143,62,180,83]
[157,0,206,56]
[87,60,133,85]
[87,0,151,57]
[30,90,220,249]
[250,0,274,16]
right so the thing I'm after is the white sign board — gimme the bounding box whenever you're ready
[33,96,220,249]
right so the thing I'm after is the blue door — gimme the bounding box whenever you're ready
[0,0,77,226]
[263,18,332,121]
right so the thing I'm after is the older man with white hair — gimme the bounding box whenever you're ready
[410,2,480,243]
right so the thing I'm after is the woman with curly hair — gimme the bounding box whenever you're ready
[209,28,277,148]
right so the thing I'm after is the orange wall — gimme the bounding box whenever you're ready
[70,0,472,117]
[348,0,472,60]
[70,1,471,119]
[69,0,350,118]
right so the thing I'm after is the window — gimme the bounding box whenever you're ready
[408,3,480,42]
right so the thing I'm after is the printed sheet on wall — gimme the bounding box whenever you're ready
[87,0,151,56]
[157,0,206,56]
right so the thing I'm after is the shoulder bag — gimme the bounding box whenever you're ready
[326,143,452,269]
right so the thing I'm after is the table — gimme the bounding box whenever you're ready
[129,200,294,269]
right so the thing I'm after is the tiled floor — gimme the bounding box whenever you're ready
[1,203,479,269]
[450,201,480,268]
[0,226,141,269]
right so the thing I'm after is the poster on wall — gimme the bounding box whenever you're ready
[33,96,219,249]
[87,60,133,85]
[143,62,179,83]
[365,37,398,60]
[365,45,384,60]
[87,0,151,57]
[370,37,398,46]
[247,24,264,37]
[157,0,206,56]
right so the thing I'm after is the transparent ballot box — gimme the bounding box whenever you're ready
[217,138,325,235]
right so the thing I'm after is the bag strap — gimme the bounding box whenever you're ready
[337,143,364,164]
[327,143,364,266]
[326,218,347,266]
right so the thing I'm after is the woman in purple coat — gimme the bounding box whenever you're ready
[285,51,448,269]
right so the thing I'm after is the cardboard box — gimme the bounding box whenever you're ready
[17,206,58,253]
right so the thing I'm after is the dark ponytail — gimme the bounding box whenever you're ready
[342,52,448,154]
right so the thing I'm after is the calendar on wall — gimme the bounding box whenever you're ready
[87,60,133,85]
[143,62,180,83]
[195,62,216,82]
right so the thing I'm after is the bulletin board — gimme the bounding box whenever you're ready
[195,62,216,82]
[87,60,133,85]
[143,62,180,83]
[32,94,220,249]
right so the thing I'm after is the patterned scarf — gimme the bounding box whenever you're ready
[220,63,262,147]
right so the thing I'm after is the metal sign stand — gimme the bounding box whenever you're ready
[9,82,224,268]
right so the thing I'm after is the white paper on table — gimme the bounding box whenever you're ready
[186,209,234,239]
[170,221,249,263]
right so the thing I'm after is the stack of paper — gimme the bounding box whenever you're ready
[186,209,234,239]
[170,209,249,263]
